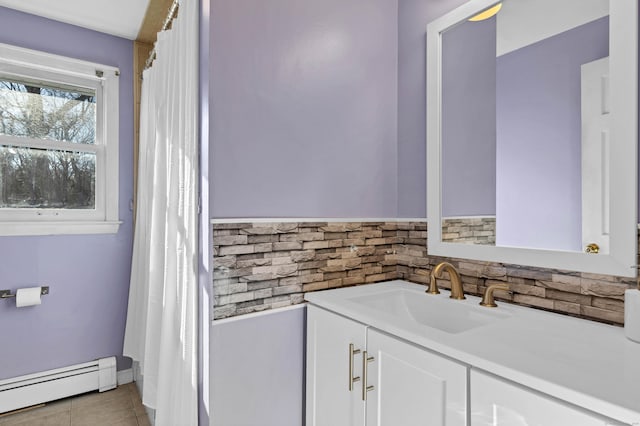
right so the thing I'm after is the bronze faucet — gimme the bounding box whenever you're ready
[428,262,465,300]
[479,283,510,307]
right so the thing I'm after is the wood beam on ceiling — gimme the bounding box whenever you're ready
[133,0,174,219]
[132,41,152,221]
[137,0,175,44]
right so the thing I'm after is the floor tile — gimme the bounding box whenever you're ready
[108,417,140,426]
[70,401,136,426]
[9,411,70,426]
[0,400,70,425]
[125,383,149,420]
[137,413,152,426]
[71,386,131,410]
[1,383,150,426]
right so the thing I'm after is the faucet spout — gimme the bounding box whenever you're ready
[429,262,465,300]
[479,283,510,307]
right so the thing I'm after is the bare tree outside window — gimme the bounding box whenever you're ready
[0,79,97,209]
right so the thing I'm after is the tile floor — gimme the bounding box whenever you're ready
[0,383,151,426]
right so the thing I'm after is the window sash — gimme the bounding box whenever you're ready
[0,134,101,155]
[0,67,104,147]
[0,76,104,220]
[0,138,105,220]
[0,42,118,228]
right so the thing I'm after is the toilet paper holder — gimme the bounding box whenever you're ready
[0,286,49,299]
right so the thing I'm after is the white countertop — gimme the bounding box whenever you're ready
[305,280,640,425]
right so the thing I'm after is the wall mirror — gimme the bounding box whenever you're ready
[426,0,637,277]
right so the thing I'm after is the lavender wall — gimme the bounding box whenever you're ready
[0,7,134,379]
[210,0,398,218]
[397,0,467,218]
[496,18,609,250]
[441,17,497,217]
[211,306,305,426]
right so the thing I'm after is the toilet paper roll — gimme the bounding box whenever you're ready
[16,287,42,308]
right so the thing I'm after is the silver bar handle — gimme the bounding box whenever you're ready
[348,343,361,391]
[362,350,375,401]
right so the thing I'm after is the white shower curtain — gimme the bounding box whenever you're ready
[123,0,199,424]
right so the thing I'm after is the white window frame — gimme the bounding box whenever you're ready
[0,43,120,236]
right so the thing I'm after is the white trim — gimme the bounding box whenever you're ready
[426,0,637,277]
[0,135,101,154]
[0,357,116,413]
[0,221,122,236]
[102,65,119,225]
[211,218,427,224]
[117,368,133,385]
[0,42,120,235]
[0,43,119,79]
[212,303,306,324]
[442,215,496,220]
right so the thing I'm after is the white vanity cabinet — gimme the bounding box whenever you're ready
[365,328,467,426]
[305,282,640,426]
[306,305,468,426]
[306,305,367,426]
[470,370,627,426]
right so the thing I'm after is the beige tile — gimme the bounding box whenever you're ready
[0,400,70,425]
[137,414,152,426]
[2,384,144,426]
[73,393,132,412]
[4,411,71,426]
[129,390,147,418]
[71,388,134,426]
[133,404,147,419]
[122,383,139,395]
[102,417,139,426]
[71,387,132,410]
[70,405,136,426]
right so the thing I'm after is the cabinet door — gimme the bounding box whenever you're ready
[470,370,625,426]
[365,329,468,426]
[306,305,367,426]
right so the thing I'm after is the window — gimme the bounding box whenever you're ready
[0,43,120,235]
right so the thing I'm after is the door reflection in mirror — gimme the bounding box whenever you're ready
[440,0,609,252]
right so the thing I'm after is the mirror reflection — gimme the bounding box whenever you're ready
[440,0,610,253]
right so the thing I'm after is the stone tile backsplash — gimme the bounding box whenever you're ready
[213,221,637,325]
[442,217,495,245]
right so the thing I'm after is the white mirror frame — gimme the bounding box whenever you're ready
[426,0,638,277]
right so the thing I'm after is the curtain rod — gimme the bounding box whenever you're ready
[144,0,180,71]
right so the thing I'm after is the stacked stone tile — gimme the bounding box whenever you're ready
[394,223,637,325]
[213,221,637,325]
[213,222,401,319]
[441,217,496,245]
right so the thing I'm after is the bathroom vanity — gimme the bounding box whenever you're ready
[305,281,640,426]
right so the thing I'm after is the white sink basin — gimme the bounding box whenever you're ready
[350,289,511,334]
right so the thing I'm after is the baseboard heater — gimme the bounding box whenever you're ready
[0,357,117,414]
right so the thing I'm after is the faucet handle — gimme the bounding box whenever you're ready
[427,272,440,294]
[480,283,510,308]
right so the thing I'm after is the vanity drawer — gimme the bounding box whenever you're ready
[470,370,627,426]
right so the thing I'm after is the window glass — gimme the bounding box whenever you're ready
[0,146,95,209]
[0,78,96,145]
[0,42,120,235]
